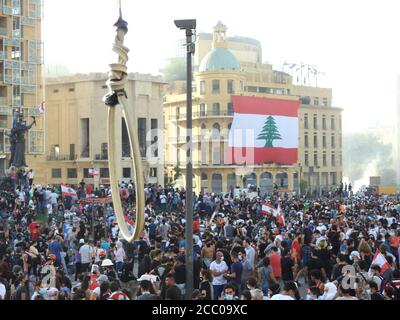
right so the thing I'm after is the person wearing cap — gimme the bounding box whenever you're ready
[102,259,117,281]
[79,239,93,273]
[89,274,108,300]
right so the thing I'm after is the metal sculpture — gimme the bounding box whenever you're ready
[103,1,145,242]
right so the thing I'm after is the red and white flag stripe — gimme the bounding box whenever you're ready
[370,249,391,275]
[261,202,285,226]
[61,184,78,199]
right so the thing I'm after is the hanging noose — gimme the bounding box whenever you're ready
[103,1,145,242]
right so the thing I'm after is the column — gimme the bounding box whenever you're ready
[288,169,294,191]
[222,172,228,193]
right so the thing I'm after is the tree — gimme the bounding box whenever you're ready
[160,58,186,83]
[173,166,182,181]
[257,116,282,147]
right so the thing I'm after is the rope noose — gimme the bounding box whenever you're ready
[104,13,145,243]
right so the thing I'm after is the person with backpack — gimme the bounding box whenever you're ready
[258,257,277,295]
[370,264,385,291]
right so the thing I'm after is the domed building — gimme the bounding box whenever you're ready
[164,22,343,195]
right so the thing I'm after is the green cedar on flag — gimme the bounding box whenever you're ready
[257,115,282,147]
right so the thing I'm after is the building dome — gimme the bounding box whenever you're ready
[199,48,240,73]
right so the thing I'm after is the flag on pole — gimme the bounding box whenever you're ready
[61,184,78,199]
[369,249,391,275]
[261,202,285,226]
[276,203,285,227]
[37,101,45,115]
[226,96,299,165]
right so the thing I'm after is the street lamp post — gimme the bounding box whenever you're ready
[174,19,196,300]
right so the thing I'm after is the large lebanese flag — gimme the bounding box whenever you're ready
[226,96,299,165]
[369,249,391,275]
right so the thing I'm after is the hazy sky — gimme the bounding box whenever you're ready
[43,0,400,133]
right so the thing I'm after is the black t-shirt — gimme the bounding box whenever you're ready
[174,265,186,284]
[307,257,324,274]
[230,261,243,286]
[150,260,161,272]
[165,285,182,300]
[199,281,212,300]
[281,256,294,281]
[193,258,201,290]
[258,242,267,259]
[331,263,345,281]
[371,292,385,300]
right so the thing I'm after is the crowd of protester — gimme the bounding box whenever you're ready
[1,173,400,301]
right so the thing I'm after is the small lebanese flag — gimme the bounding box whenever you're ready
[89,168,99,176]
[276,203,285,227]
[262,202,276,215]
[61,184,78,199]
[261,202,285,226]
[370,249,391,274]
[226,96,299,165]
[37,101,45,114]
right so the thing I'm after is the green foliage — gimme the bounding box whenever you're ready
[299,180,308,194]
[257,116,282,147]
[173,166,182,181]
[160,58,186,83]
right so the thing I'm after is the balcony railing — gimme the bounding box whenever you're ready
[173,112,235,120]
[80,151,90,158]
[95,154,108,161]
[47,154,77,161]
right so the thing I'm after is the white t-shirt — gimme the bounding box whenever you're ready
[160,195,167,204]
[93,286,101,298]
[0,283,6,300]
[270,294,295,300]
[50,193,58,205]
[79,244,94,264]
[210,260,228,286]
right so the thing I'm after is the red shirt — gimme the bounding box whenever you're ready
[390,236,399,249]
[31,229,41,241]
[29,222,37,233]
[269,252,282,278]
[193,219,200,234]
[291,240,301,262]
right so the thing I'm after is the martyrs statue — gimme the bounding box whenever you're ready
[6,113,36,168]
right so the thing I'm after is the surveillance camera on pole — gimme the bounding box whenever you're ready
[174,18,196,301]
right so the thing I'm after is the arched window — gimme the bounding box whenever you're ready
[212,174,223,194]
